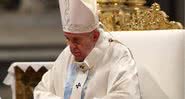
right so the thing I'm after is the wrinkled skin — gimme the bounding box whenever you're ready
[64,29,100,62]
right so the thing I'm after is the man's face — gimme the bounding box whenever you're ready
[64,30,99,62]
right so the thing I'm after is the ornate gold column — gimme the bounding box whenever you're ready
[97,0,183,31]
[97,0,126,31]
[125,0,146,7]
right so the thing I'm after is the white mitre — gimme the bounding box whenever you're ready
[59,0,99,33]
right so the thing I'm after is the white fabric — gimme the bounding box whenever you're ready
[34,30,141,99]
[59,0,98,33]
[3,62,54,99]
[4,29,184,99]
[110,29,185,99]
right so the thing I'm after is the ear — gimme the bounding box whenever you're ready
[92,30,100,42]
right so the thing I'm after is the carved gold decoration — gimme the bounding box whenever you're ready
[97,0,183,31]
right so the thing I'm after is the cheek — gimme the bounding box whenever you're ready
[80,41,94,53]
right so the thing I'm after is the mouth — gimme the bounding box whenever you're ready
[72,52,81,57]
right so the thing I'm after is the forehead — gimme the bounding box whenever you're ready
[64,32,91,38]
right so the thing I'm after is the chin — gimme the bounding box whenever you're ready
[75,57,84,62]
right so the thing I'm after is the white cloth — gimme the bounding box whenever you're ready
[111,29,185,99]
[3,62,54,99]
[34,30,141,99]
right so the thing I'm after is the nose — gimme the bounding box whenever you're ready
[67,40,78,49]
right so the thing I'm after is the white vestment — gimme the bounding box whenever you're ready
[34,31,141,99]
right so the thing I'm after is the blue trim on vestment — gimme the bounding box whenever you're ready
[64,64,77,99]
[64,63,90,99]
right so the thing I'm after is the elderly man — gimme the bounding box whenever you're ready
[34,0,141,99]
